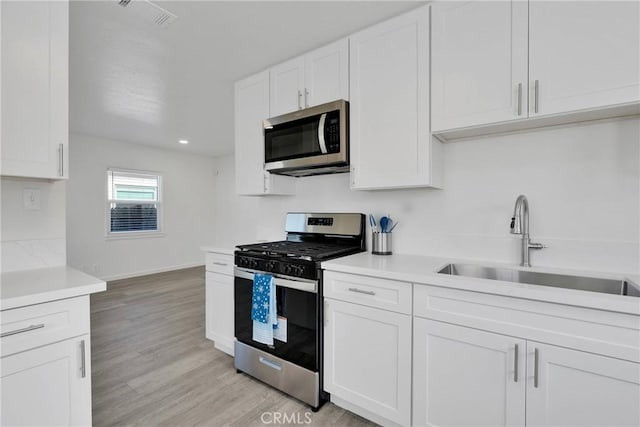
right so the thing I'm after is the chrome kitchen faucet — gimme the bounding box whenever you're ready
[510,195,545,267]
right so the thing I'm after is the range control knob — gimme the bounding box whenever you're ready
[294,266,304,277]
[283,264,292,275]
[249,259,259,269]
[265,261,276,272]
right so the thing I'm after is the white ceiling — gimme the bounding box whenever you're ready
[69,0,423,156]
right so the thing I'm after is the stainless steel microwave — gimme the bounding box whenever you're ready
[263,99,349,177]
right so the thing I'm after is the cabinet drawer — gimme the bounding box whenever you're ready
[1,296,90,358]
[205,253,233,275]
[323,271,412,314]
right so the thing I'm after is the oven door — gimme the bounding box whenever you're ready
[234,268,320,372]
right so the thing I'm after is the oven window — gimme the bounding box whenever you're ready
[265,115,323,163]
[235,276,319,371]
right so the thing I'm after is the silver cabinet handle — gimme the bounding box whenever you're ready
[80,339,86,378]
[517,83,523,116]
[304,88,309,107]
[1,323,45,338]
[533,347,539,388]
[348,287,375,296]
[514,344,519,382]
[212,262,228,266]
[324,300,328,326]
[297,90,302,110]
[263,173,268,193]
[58,143,64,176]
[534,80,540,114]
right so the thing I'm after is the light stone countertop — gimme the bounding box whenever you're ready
[200,246,235,256]
[322,252,640,315]
[1,266,106,310]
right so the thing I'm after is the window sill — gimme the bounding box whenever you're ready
[105,231,165,241]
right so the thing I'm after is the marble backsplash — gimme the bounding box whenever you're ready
[1,238,66,273]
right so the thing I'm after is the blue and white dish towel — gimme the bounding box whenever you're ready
[251,273,278,345]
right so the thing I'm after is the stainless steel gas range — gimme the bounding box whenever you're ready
[233,212,365,411]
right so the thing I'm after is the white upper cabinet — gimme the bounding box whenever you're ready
[431,0,528,131]
[234,71,295,196]
[270,39,349,117]
[269,56,306,117]
[431,0,640,136]
[529,1,640,116]
[304,39,349,108]
[349,5,441,190]
[1,0,69,180]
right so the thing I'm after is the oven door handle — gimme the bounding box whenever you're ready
[234,267,318,294]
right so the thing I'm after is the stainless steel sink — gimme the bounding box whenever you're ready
[437,263,640,297]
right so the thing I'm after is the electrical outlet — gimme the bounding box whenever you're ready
[23,189,41,210]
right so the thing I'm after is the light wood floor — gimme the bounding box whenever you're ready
[90,266,377,426]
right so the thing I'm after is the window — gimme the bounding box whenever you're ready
[107,169,162,235]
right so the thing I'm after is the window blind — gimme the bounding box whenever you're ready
[107,169,162,234]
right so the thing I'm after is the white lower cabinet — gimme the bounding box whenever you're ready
[324,298,411,426]
[413,319,526,427]
[204,251,235,356]
[526,341,640,427]
[1,335,91,426]
[413,319,640,427]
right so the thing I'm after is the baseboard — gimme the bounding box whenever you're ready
[330,396,402,427]
[213,335,235,356]
[101,262,204,281]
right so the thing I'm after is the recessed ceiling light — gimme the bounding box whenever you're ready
[178,139,189,145]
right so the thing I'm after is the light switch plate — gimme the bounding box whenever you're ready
[23,189,41,210]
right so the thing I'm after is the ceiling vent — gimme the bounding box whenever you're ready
[117,0,178,29]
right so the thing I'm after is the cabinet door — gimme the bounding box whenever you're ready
[413,318,526,427]
[206,271,234,356]
[1,0,69,179]
[235,71,270,195]
[269,56,305,116]
[431,1,528,131]
[1,335,91,426]
[324,298,411,425]
[304,39,349,107]
[529,1,640,117]
[349,6,437,190]
[234,71,294,196]
[526,341,640,427]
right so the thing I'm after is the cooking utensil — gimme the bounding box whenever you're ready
[388,221,399,233]
[369,214,377,232]
[380,216,390,233]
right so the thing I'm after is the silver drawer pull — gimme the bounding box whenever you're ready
[348,287,376,296]
[212,262,228,266]
[259,356,282,371]
[1,323,45,338]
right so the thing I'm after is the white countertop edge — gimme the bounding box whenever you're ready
[1,282,107,311]
[1,266,107,311]
[321,253,640,316]
[200,246,235,255]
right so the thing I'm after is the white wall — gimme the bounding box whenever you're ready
[1,178,66,272]
[67,134,217,280]
[214,118,640,275]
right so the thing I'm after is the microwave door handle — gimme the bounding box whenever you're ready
[318,113,328,154]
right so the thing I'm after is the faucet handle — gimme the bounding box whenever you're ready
[510,217,516,232]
